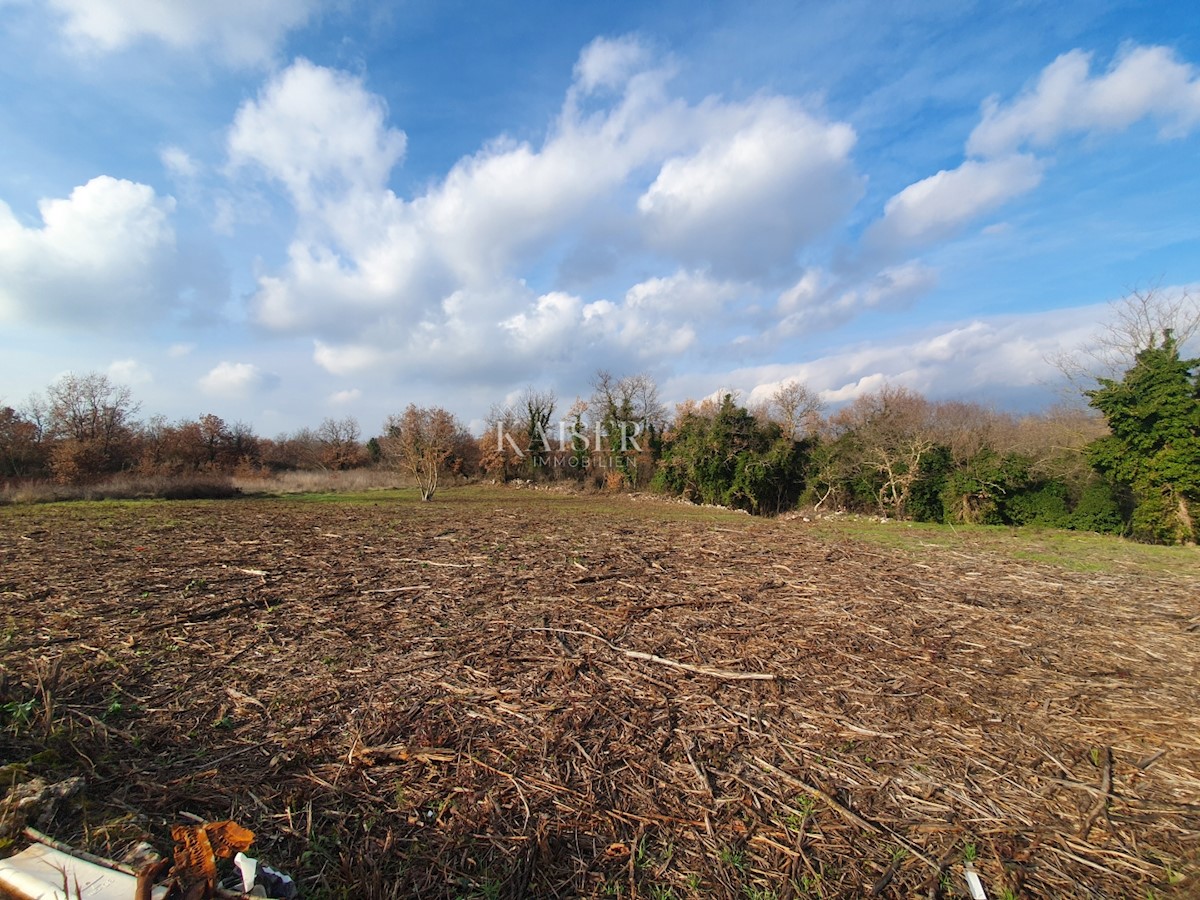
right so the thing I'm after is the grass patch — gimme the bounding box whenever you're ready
[810,516,1198,578]
[5,483,1194,573]
[272,488,419,504]
[0,483,753,532]
[263,483,755,524]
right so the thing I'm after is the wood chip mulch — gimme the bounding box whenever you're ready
[1,491,1197,898]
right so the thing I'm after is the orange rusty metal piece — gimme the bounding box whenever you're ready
[170,820,255,895]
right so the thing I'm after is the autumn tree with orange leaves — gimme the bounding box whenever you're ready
[380,405,469,500]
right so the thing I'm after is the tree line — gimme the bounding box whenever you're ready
[2,295,1197,543]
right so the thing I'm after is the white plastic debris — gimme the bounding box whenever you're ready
[224,850,299,899]
[964,861,987,900]
[235,851,259,892]
[0,842,167,900]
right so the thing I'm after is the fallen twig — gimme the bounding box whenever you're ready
[527,627,775,681]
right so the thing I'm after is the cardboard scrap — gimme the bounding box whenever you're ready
[0,841,168,900]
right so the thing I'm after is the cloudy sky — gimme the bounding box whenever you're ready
[1,1,1198,435]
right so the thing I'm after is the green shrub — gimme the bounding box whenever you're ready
[1129,488,1194,544]
[655,395,810,516]
[1068,480,1127,534]
[1004,480,1071,527]
[941,451,1031,525]
[908,446,952,523]
[1086,332,1199,544]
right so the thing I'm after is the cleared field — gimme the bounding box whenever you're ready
[1,487,1197,899]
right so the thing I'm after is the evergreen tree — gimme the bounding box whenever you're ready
[655,395,809,514]
[1086,331,1200,543]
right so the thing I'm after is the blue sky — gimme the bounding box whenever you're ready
[1,0,1198,435]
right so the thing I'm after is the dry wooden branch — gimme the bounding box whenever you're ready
[360,584,432,594]
[1078,746,1114,839]
[527,627,775,681]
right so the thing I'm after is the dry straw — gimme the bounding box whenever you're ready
[1,493,1197,898]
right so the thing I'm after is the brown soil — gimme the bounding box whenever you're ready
[1,490,1197,899]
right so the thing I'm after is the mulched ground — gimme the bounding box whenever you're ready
[1,489,1197,899]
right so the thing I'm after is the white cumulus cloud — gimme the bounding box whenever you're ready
[312,341,389,377]
[867,155,1043,251]
[858,43,1200,268]
[199,361,270,395]
[624,270,742,316]
[0,176,177,327]
[638,97,861,276]
[228,59,407,213]
[501,291,583,355]
[667,304,1104,412]
[968,45,1200,157]
[230,39,871,384]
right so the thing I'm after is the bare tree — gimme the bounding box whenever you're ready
[480,403,522,481]
[272,427,325,471]
[828,385,934,518]
[521,388,556,473]
[18,394,49,442]
[764,380,824,440]
[928,400,1012,465]
[228,421,261,470]
[45,373,138,446]
[1053,285,1200,391]
[589,371,665,484]
[1004,404,1108,486]
[380,405,466,500]
[316,416,363,470]
[591,371,667,429]
[41,372,140,481]
[625,373,667,433]
[0,406,43,477]
[198,414,232,467]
